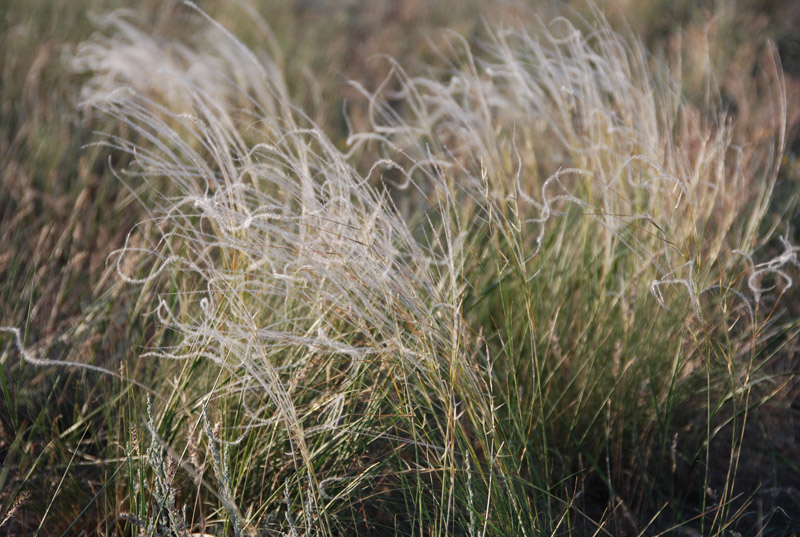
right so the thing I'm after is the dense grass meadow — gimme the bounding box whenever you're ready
[3,0,800,535]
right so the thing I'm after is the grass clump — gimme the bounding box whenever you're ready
[3,1,799,535]
[73,7,494,535]
[349,13,798,534]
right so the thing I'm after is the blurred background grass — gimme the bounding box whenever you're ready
[1,0,799,535]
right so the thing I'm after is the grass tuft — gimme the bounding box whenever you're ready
[3,1,799,535]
